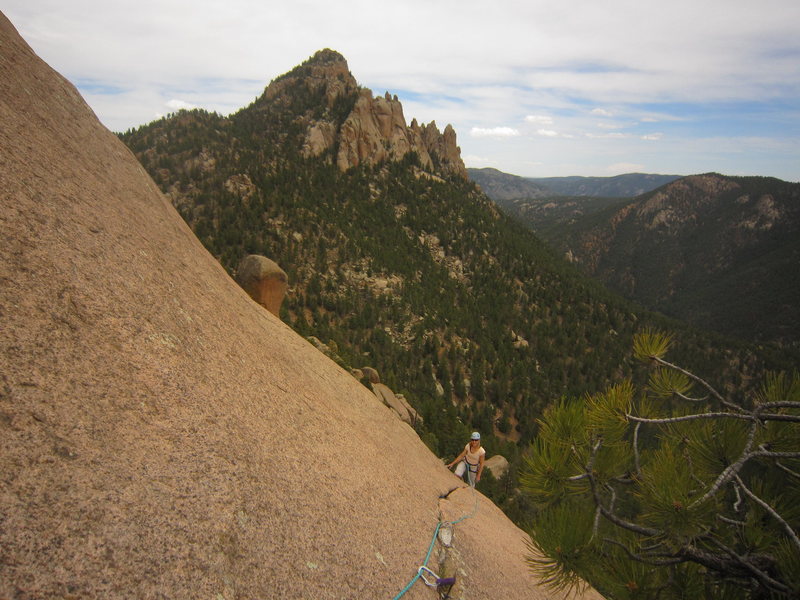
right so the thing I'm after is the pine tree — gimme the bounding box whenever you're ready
[521,329,800,599]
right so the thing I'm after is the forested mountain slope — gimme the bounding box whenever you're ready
[542,173,800,345]
[120,50,796,521]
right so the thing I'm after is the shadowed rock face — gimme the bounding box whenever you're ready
[0,13,601,600]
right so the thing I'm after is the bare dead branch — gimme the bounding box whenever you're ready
[758,401,800,411]
[603,538,684,566]
[652,356,742,412]
[691,422,758,508]
[717,515,747,527]
[590,504,601,542]
[675,391,707,403]
[626,411,755,425]
[751,450,800,460]
[733,482,744,513]
[585,439,661,538]
[632,421,642,475]
[706,536,790,594]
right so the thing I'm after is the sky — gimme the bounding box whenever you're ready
[4,1,800,181]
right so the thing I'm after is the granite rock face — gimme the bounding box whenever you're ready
[0,14,600,600]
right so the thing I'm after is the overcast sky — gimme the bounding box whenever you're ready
[4,1,800,180]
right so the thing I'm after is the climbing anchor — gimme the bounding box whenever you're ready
[418,566,456,589]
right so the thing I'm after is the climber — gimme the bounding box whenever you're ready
[446,432,485,487]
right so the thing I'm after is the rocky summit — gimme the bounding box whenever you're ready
[287,49,466,177]
[0,12,599,600]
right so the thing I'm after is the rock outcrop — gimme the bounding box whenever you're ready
[0,13,600,599]
[235,254,288,317]
[276,49,467,178]
[361,365,381,384]
[484,455,510,479]
[372,383,422,426]
[263,47,358,107]
[352,366,422,426]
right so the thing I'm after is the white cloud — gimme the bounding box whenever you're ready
[585,132,628,139]
[3,0,798,180]
[641,133,663,141]
[470,126,520,138]
[524,115,553,125]
[462,154,498,167]
[166,99,197,111]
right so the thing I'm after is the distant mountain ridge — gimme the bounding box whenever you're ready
[468,167,681,200]
[527,172,682,197]
[545,173,800,345]
[465,167,551,200]
[468,168,683,232]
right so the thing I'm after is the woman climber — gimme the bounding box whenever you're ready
[446,432,485,487]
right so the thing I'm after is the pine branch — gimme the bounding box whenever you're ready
[776,461,800,480]
[751,413,800,423]
[626,411,755,425]
[627,411,800,425]
[705,536,791,595]
[590,505,601,542]
[733,482,744,513]
[675,391,707,403]
[691,421,758,508]
[734,475,800,554]
[585,439,661,538]
[759,401,800,411]
[640,541,667,552]
[632,421,642,476]
[652,356,743,412]
[751,449,800,459]
[603,538,684,566]
[717,515,747,527]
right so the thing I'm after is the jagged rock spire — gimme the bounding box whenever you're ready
[265,48,467,178]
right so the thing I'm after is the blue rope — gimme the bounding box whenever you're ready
[391,522,443,600]
[392,486,478,599]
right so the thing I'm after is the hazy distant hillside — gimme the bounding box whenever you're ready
[528,172,682,197]
[467,167,550,200]
[468,167,681,200]
[469,168,683,231]
[545,173,800,345]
